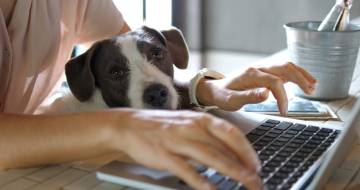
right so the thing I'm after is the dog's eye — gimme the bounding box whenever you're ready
[151,47,163,59]
[109,68,127,79]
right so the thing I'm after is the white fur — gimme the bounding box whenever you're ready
[36,89,108,114]
[118,36,178,109]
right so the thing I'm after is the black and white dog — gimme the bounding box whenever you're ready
[40,26,190,114]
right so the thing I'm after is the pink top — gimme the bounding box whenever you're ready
[0,0,125,113]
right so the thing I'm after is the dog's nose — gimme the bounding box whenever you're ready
[143,84,168,108]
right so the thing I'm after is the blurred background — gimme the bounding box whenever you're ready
[112,0,360,76]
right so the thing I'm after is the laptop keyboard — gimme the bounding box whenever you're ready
[191,119,340,190]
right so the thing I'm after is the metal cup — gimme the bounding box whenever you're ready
[284,21,360,100]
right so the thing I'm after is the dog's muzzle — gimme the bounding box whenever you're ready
[143,83,170,109]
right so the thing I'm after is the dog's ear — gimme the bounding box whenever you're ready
[65,45,98,102]
[161,27,189,69]
[141,26,189,70]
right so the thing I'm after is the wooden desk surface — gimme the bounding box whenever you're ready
[1,51,359,190]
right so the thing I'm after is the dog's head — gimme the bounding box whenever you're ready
[65,26,189,109]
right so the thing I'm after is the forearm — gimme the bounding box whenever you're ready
[174,78,216,109]
[0,110,130,170]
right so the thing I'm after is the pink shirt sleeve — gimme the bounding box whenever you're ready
[76,0,126,44]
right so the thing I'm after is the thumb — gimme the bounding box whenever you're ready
[214,88,270,111]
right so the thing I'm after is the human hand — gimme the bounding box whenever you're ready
[197,62,317,115]
[109,109,263,190]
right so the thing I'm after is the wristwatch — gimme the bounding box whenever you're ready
[189,68,225,111]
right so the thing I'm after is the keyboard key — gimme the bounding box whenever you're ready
[260,136,274,142]
[266,119,281,124]
[313,150,325,157]
[209,173,225,184]
[271,141,286,146]
[277,151,292,157]
[291,139,305,144]
[287,143,301,148]
[303,143,317,149]
[265,132,280,138]
[246,134,261,143]
[308,139,322,145]
[284,162,299,168]
[266,161,281,168]
[316,132,330,137]
[294,152,309,158]
[289,157,303,163]
[296,135,310,140]
[287,176,298,184]
[275,122,293,130]
[265,184,278,190]
[250,129,267,136]
[277,137,291,142]
[334,130,341,135]
[254,140,268,147]
[280,134,295,138]
[262,166,276,173]
[262,150,275,155]
[272,156,287,162]
[282,147,296,153]
[326,138,335,143]
[281,183,292,190]
[304,126,319,132]
[259,126,272,131]
[312,135,326,141]
[300,131,314,136]
[218,179,237,190]
[290,124,306,131]
[286,130,298,135]
[274,172,289,179]
[267,145,281,151]
[320,128,333,133]
[261,122,277,128]
[299,147,313,154]
[270,129,283,134]
[268,176,284,185]
[259,154,270,162]
[298,166,309,172]
[279,167,294,173]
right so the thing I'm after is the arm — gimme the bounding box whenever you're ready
[0,109,262,190]
[0,111,126,169]
[180,62,316,114]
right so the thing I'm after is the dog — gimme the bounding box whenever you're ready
[38,26,190,114]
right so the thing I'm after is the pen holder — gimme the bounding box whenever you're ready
[284,21,360,100]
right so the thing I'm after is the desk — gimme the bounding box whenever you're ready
[0,50,360,190]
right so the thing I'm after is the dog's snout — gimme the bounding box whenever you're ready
[143,84,169,108]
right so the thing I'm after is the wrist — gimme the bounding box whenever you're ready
[196,78,216,107]
[101,109,135,152]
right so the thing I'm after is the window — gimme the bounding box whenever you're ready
[113,0,172,29]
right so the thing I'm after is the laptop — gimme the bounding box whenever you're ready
[96,99,360,190]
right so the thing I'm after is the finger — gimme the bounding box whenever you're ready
[259,63,315,94]
[291,63,317,84]
[164,137,262,189]
[214,88,270,111]
[164,152,215,190]
[205,119,260,172]
[205,120,264,190]
[253,73,288,115]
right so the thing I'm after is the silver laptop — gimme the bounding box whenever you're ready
[96,99,360,190]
